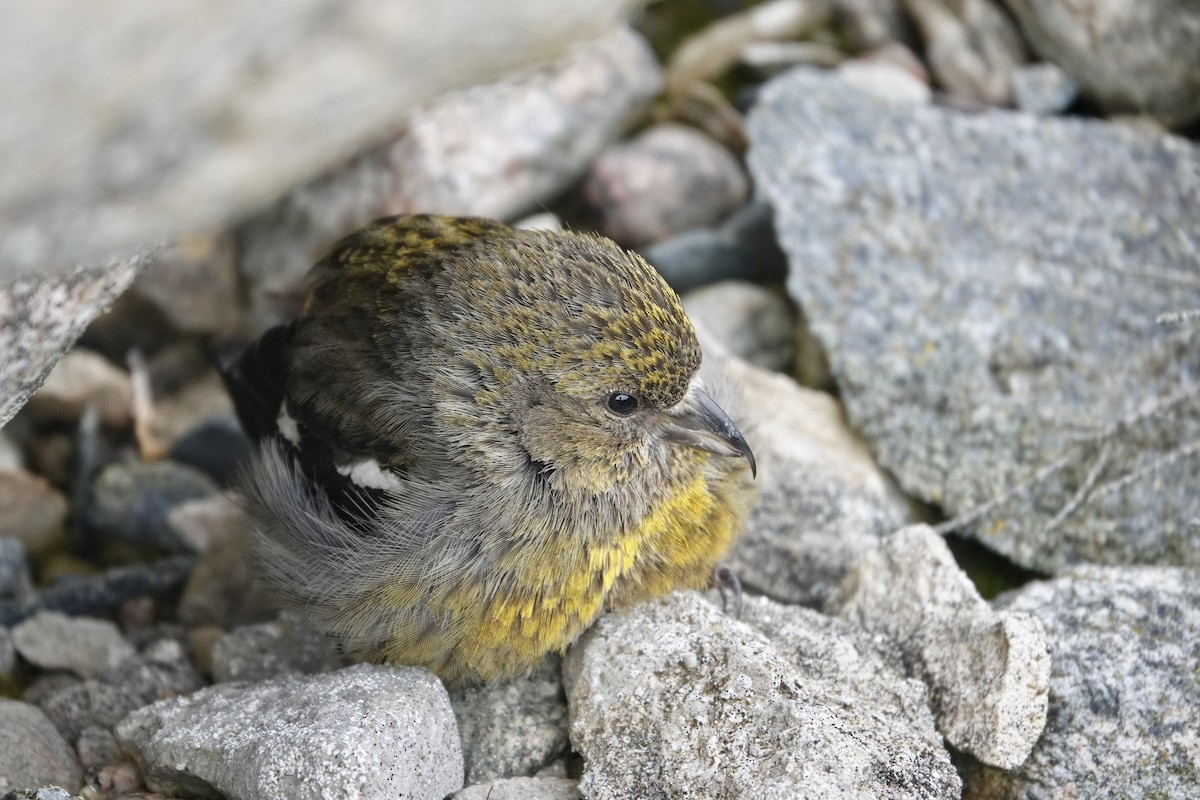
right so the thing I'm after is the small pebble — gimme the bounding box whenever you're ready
[26,350,134,429]
[12,611,135,680]
[0,469,69,555]
[87,461,219,553]
[1013,62,1080,115]
[582,124,748,248]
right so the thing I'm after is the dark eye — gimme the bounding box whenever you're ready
[606,392,639,416]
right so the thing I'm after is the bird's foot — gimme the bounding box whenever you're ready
[711,564,743,618]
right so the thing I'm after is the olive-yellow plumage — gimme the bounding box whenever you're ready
[224,214,756,684]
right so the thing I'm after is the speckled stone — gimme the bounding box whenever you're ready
[749,68,1200,573]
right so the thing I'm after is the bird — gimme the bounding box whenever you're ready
[222,214,757,684]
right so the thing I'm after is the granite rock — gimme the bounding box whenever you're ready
[829,525,1050,769]
[748,68,1200,573]
[116,664,463,800]
[967,566,1200,798]
[448,657,569,785]
[564,592,960,799]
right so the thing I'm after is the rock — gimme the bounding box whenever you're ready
[0,788,82,800]
[748,68,1200,573]
[178,534,275,629]
[1012,62,1079,115]
[564,592,961,799]
[1002,0,1200,127]
[831,0,915,52]
[167,416,252,488]
[1,0,652,276]
[740,40,847,74]
[0,432,22,471]
[0,470,69,555]
[165,492,251,554]
[130,232,243,335]
[0,557,196,627]
[12,612,135,680]
[835,56,932,104]
[0,538,34,605]
[452,777,580,800]
[145,372,237,458]
[116,664,463,800]
[74,724,123,773]
[448,657,569,785]
[683,281,795,372]
[967,566,1200,798]
[721,355,909,607]
[36,641,205,743]
[87,461,220,552]
[0,257,148,431]
[664,0,831,94]
[239,25,662,332]
[582,124,748,248]
[24,350,133,429]
[640,202,788,293]
[829,525,1050,769]
[0,626,15,677]
[902,0,1025,106]
[211,615,344,683]
[0,700,82,796]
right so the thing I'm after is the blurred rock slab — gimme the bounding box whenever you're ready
[238,25,662,332]
[967,565,1200,798]
[565,592,961,799]
[748,68,1200,574]
[116,664,463,800]
[830,525,1049,769]
[0,255,148,429]
[1002,0,1200,127]
[0,0,649,278]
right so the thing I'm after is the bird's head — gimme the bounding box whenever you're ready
[411,221,756,496]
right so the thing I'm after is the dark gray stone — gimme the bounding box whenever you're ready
[87,461,219,552]
[968,566,1200,798]
[0,556,196,626]
[640,202,788,293]
[748,68,1200,573]
[0,538,33,604]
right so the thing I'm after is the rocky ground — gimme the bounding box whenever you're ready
[1,1,1198,799]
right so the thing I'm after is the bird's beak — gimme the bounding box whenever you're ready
[661,387,756,478]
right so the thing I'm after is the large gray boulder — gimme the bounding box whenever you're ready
[748,68,1200,574]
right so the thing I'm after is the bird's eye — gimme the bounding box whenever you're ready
[606,392,639,416]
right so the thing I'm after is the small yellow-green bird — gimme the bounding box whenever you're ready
[223,214,756,684]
